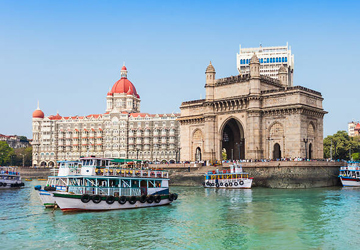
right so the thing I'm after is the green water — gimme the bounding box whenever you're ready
[1,181,359,249]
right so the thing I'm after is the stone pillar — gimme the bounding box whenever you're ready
[203,115,216,162]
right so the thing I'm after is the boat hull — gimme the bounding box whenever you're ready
[340,177,360,187]
[204,179,252,189]
[0,181,24,189]
[37,190,57,207]
[53,193,174,212]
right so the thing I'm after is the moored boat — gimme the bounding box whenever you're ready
[34,160,82,208]
[339,162,360,187]
[0,166,24,189]
[204,164,253,189]
[37,157,178,211]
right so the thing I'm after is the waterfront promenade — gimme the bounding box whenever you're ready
[18,161,343,188]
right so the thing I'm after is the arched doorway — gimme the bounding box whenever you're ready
[273,143,281,159]
[195,147,201,161]
[40,161,47,167]
[308,143,312,159]
[221,118,245,160]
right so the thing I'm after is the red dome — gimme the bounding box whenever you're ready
[110,78,138,96]
[355,123,360,130]
[121,65,127,71]
[33,109,44,118]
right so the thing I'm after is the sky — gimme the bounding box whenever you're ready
[0,0,359,138]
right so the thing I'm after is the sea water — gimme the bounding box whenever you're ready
[1,181,360,250]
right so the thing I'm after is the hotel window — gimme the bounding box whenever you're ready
[285,57,288,62]
[267,58,269,63]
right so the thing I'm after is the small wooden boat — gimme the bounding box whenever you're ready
[25,178,33,181]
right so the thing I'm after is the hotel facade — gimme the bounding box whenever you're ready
[32,66,180,167]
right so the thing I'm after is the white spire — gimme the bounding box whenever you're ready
[37,100,40,110]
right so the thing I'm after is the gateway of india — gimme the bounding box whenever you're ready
[178,44,326,162]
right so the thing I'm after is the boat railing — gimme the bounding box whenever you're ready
[340,166,360,171]
[68,186,142,196]
[95,169,169,178]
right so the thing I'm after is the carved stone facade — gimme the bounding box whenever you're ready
[179,56,326,162]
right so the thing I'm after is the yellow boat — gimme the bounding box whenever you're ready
[25,178,32,181]
[37,178,47,181]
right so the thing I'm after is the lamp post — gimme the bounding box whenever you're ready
[20,153,25,167]
[303,138,309,159]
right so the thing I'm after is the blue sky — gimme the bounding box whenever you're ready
[0,0,359,138]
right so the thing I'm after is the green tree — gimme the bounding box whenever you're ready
[19,136,28,142]
[352,153,360,161]
[0,141,14,166]
[323,131,360,160]
[14,146,32,166]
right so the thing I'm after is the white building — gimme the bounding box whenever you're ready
[32,65,180,167]
[236,43,294,86]
[348,121,360,137]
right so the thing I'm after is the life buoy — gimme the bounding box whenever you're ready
[234,182,239,186]
[106,196,115,204]
[3,183,7,187]
[81,194,91,203]
[173,193,178,200]
[147,195,154,203]
[154,195,161,203]
[220,182,223,186]
[229,182,233,187]
[168,193,175,201]
[206,181,210,186]
[118,196,127,204]
[140,194,147,203]
[240,181,244,186]
[216,183,220,188]
[129,196,137,205]
[223,170,226,173]
[0,182,3,187]
[225,183,228,187]
[211,183,215,186]
[92,195,102,203]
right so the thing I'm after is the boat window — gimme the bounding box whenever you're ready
[155,180,161,187]
[132,180,139,188]
[148,180,155,188]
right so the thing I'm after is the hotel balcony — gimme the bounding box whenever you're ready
[58,135,64,139]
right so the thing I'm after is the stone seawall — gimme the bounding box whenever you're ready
[18,168,52,179]
[167,162,343,188]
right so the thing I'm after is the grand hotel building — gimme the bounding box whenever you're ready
[32,66,180,167]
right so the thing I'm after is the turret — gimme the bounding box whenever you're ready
[249,53,260,95]
[249,53,260,78]
[278,65,288,86]
[205,61,216,100]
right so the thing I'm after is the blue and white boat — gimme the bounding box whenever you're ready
[35,160,81,207]
[36,157,178,211]
[0,166,24,189]
[339,162,360,187]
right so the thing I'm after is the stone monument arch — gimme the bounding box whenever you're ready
[220,117,245,160]
[179,56,326,162]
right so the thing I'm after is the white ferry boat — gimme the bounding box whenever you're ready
[0,166,24,189]
[339,162,360,187]
[34,160,82,207]
[204,164,253,189]
[40,157,177,212]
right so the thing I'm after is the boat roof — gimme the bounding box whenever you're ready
[57,160,81,163]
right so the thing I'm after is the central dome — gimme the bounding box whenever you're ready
[111,78,138,96]
[109,65,139,97]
